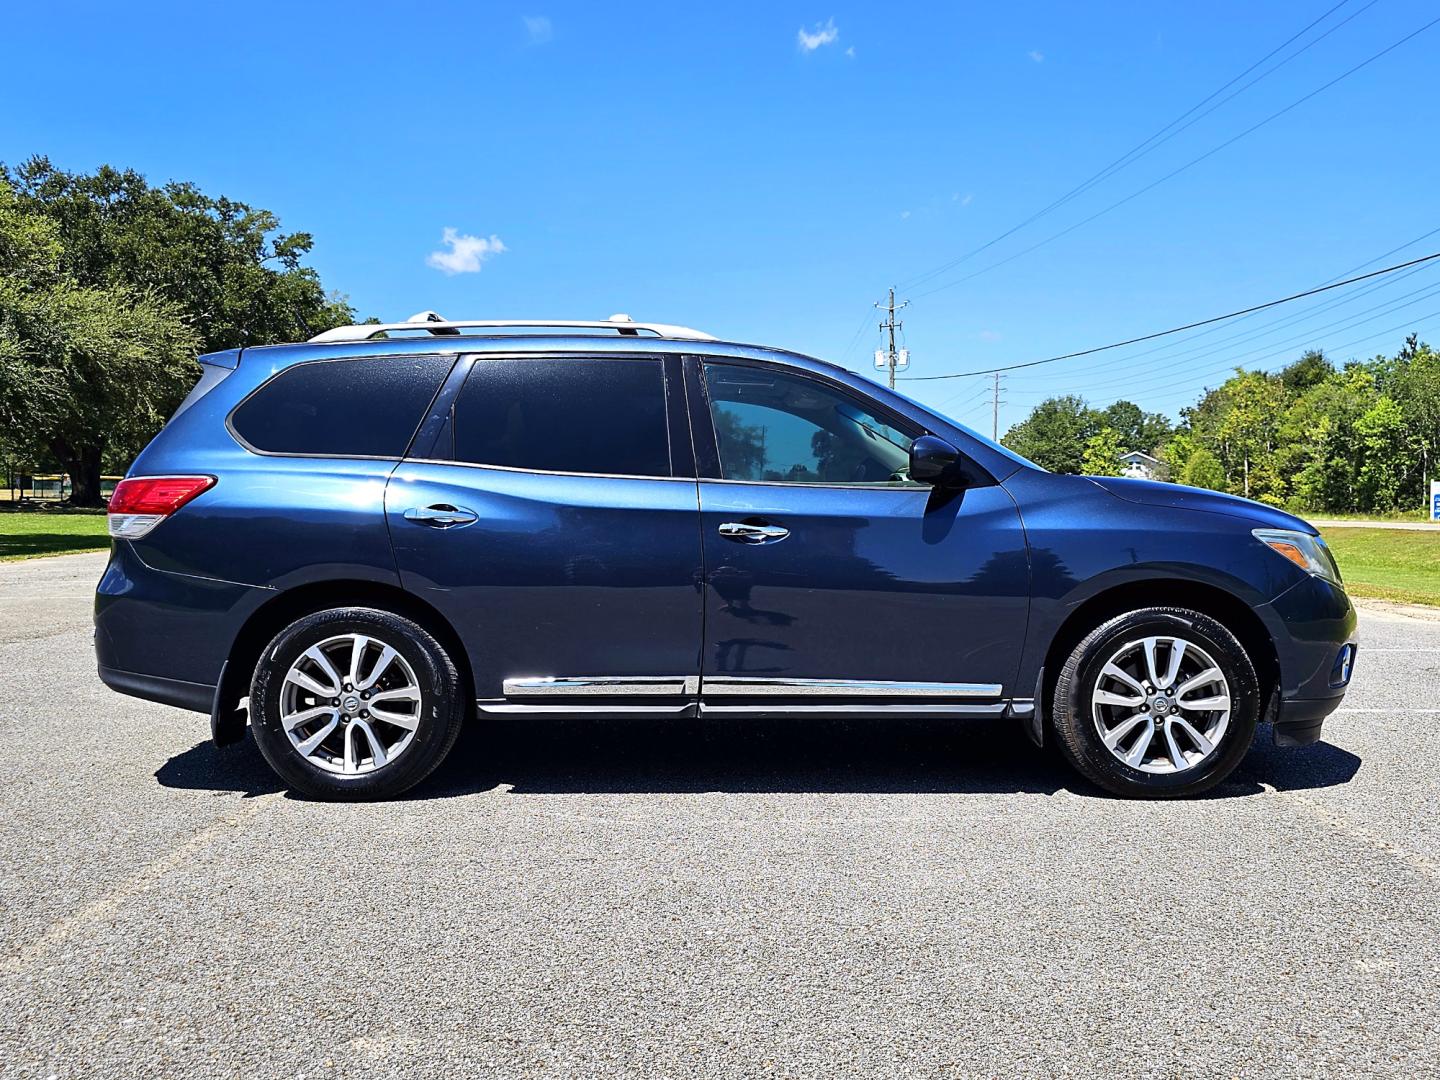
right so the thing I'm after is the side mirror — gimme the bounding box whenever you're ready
[909,435,965,486]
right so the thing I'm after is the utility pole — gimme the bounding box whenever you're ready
[875,287,909,389]
[991,372,1004,441]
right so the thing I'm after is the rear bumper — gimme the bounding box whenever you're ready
[94,540,270,701]
[98,664,215,714]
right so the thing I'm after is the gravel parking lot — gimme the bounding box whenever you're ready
[2,551,1438,1079]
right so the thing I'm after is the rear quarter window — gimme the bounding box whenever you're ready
[230,355,453,457]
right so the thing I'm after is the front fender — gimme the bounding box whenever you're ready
[1002,470,1306,692]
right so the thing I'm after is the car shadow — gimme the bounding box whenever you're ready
[154,717,1363,802]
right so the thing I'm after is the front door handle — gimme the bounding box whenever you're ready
[718,521,790,545]
[404,504,478,528]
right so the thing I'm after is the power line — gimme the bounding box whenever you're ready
[899,250,1440,381]
[1005,254,1440,386]
[897,0,1372,293]
[1007,279,1440,401]
[908,12,1440,301]
[837,307,878,363]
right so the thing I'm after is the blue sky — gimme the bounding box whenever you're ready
[5,1,1439,435]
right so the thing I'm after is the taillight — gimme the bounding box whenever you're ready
[107,476,216,539]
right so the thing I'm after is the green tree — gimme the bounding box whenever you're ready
[1384,338,1440,505]
[1080,426,1125,476]
[1279,349,1333,394]
[1180,447,1226,491]
[1354,395,1409,512]
[1160,431,1195,480]
[0,177,199,504]
[1101,399,1172,453]
[1,159,357,503]
[1001,395,1101,473]
[1277,366,1377,513]
[4,157,354,353]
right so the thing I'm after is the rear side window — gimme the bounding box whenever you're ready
[443,358,671,477]
[231,355,452,457]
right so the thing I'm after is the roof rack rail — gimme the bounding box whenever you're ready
[309,311,717,344]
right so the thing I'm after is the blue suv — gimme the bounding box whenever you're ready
[96,314,1358,800]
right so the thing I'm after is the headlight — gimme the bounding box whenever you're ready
[1253,528,1343,585]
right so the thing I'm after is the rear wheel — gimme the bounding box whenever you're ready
[250,607,464,800]
[1051,606,1259,798]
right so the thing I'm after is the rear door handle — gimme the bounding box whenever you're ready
[718,522,790,544]
[404,504,478,528]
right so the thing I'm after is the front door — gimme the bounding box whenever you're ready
[387,353,703,709]
[689,358,1029,709]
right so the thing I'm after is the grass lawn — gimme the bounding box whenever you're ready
[0,509,110,561]
[1306,510,1433,524]
[1322,527,1440,607]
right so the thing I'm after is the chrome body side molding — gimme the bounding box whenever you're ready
[698,702,1008,717]
[503,675,700,697]
[478,702,693,716]
[701,677,1004,698]
[487,674,1018,718]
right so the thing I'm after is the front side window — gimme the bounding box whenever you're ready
[230,354,453,457]
[703,363,917,485]
[444,357,671,477]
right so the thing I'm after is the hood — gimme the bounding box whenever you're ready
[1085,476,1316,534]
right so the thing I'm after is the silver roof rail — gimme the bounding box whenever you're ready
[309,311,716,344]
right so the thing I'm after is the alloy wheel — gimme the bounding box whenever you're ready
[1090,635,1232,775]
[279,633,423,775]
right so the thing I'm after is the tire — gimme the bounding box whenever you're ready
[1051,606,1259,799]
[250,607,464,801]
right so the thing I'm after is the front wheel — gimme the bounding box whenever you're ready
[250,607,464,800]
[1051,606,1260,798]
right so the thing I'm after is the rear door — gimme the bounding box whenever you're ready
[386,353,704,710]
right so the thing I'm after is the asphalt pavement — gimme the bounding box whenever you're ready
[2,551,1438,1079]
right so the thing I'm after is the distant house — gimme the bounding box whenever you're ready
[1120,450,1161,480]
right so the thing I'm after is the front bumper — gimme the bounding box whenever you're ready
[1257,573,1358,748]
[1273,693,1347,747]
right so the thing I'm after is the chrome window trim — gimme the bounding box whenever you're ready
[701,677,1003,698]
[698,478,927,490]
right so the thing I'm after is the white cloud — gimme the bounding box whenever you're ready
[1028,50,1044,63]
[845,46,856,58]
[523,15,553,44]
[798,18,839,52]
[954,192,974,206]
[426,228,507,275]
[899,210,912,220]
[979,329,1003,342]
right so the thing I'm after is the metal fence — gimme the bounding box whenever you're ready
[1,475,122,504]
